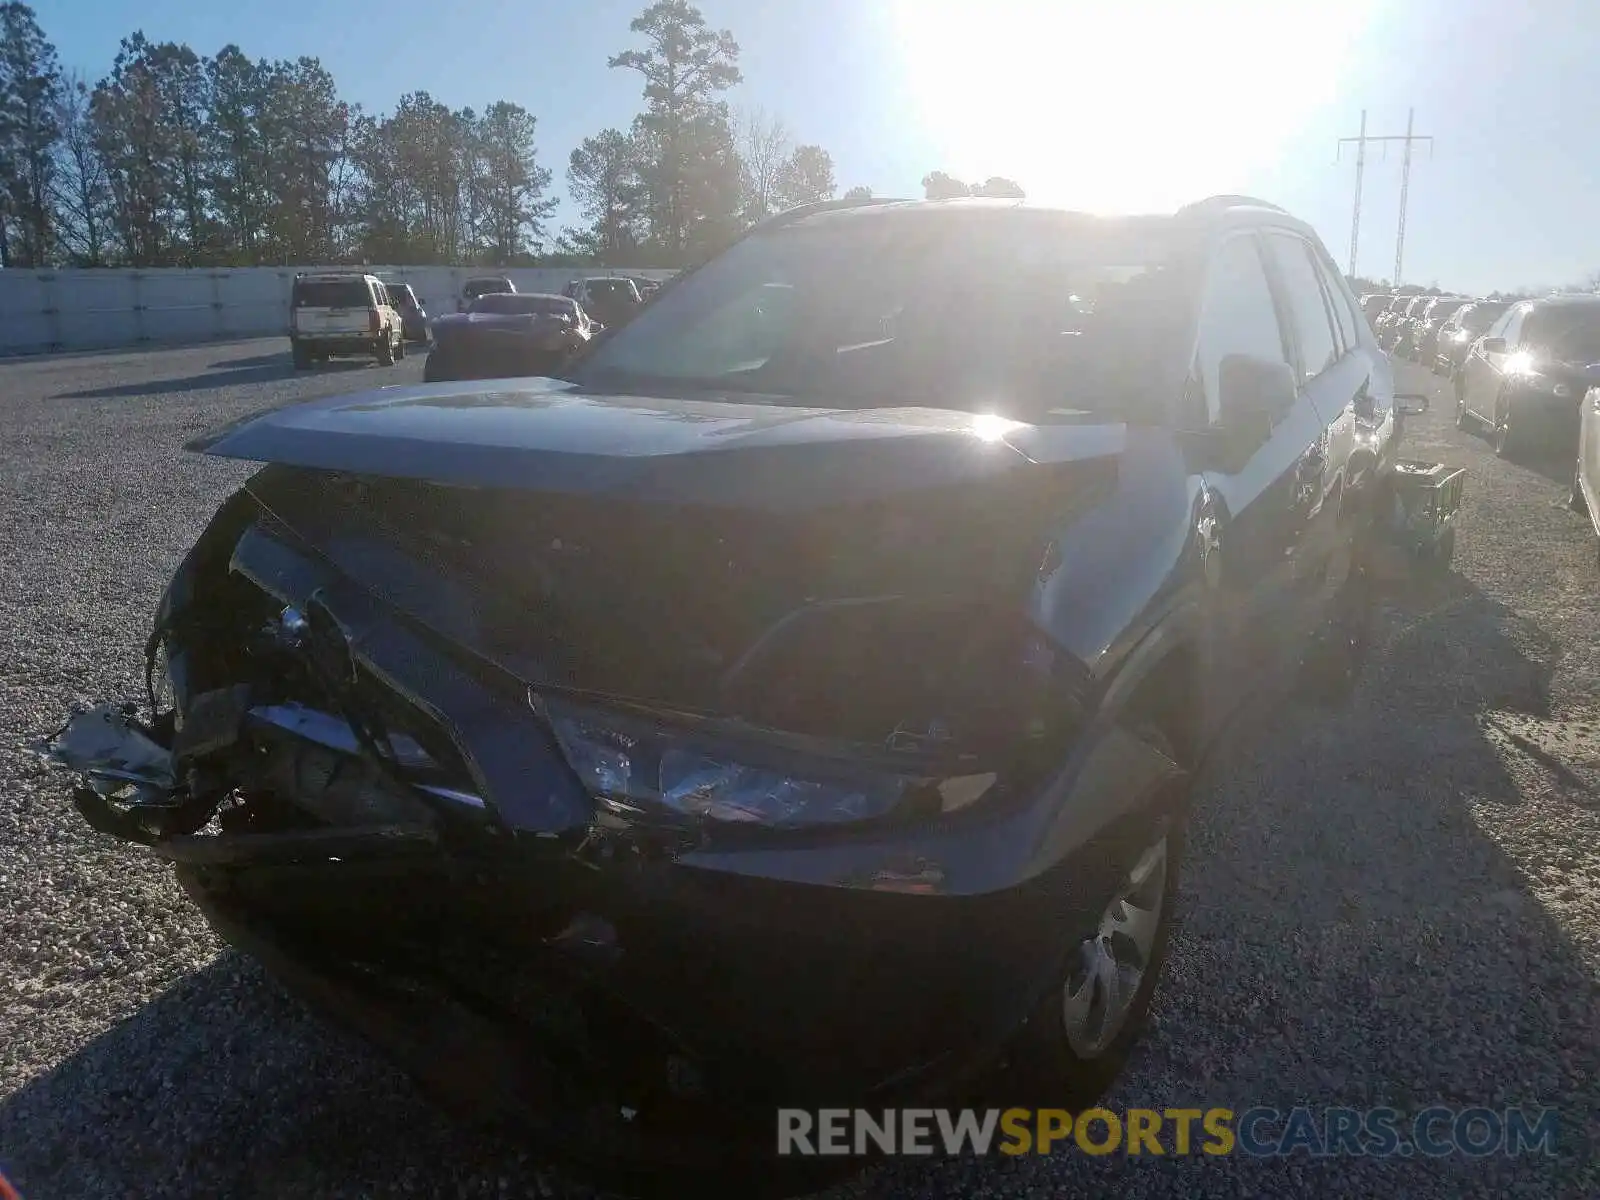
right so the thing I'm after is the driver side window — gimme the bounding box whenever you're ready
[1187,234,1291,428]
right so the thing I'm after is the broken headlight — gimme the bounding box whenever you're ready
[541,695,994,828]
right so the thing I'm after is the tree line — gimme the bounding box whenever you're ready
[0,0,1026,270]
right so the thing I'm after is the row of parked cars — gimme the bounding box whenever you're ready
[1360,287,1600,563]
[287,270,661,372]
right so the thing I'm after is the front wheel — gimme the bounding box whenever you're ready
[394,332,407,361]
[1571,459,1590,514]
[999,750,1187,1109]
[1455,387,1475,430]
[376,334,396,366]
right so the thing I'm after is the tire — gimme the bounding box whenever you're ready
[1571,459,1590,514]
[422,350,451,383]
[292,342,312,370]
[1455,388,1476,431]
[376,334,396,366]
[395,332,407,361]
[998,729,1188,1110]
[1494,398,1522,459]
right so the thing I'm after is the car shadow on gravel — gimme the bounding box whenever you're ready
[57,359,374,400]
[208,353,289,369]
[1,577,1596,1200]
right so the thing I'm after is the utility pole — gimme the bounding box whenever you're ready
[1336,108,1433,284]
[1342,110,1367,276]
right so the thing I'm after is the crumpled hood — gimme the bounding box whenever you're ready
[188,377,1127,512]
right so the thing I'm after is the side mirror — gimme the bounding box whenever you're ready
[1480,337,1506,355]
[1217,354,1297,435]
[1395,392,1430,417]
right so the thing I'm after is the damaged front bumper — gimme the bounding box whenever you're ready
[34,688,1165,1170]
[33,598,1178,1177]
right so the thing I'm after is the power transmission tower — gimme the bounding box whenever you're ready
[1336,108,1433,284]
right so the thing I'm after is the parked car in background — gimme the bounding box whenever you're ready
[1456,294,1600,457]
[424,292,595,382]
[1432,299,1509,378]
[1373,294,1414,344]
[36,194,1448,1193]
[1410,296,1470,363]
[1382,294,1433,355]
[1572,378,1600,566]
[288,272,406,369]
[562,276,644,326]
[1361,293,1394,329]
[384,282,431,344]
[459,275,515,313]
[625,274,662,301]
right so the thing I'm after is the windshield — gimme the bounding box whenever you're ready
[294,280,370,308]
[470,294,574,317]
[567,215,1188,418]
[1426,299,1467,322]
[1526,308,1600,362]
[1462,303,1507,333]
[389,286,418,309]
[465,280,513,297]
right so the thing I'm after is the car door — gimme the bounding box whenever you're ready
[1258,229,1360,615]
[1463,305,1523,420]
[1187,229,1329,684]
[1581,381,1600,525]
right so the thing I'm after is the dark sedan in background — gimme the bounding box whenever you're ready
[1433,299,1509,378]
[1456,294,1600,457]
[424,292,595,382]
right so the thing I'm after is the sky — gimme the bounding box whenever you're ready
[40,0,1600,294]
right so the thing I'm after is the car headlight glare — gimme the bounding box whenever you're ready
[542,696,993,828]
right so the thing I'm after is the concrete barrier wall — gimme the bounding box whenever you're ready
[0,266,678,357]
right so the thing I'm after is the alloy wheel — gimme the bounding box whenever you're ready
[1062,831,1169,1059]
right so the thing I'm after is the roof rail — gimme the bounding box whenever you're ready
[753,195,914,234]
[1177,194,1289,217]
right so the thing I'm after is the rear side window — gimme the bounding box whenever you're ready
[294,280,372,308]
[1500,306,1528,346]
[1309,244,1360,351]
[1263,231,1338,380]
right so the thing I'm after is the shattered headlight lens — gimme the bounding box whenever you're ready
[542,696,993,828]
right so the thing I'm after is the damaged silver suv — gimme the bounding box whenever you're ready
[37,195,1440,1193]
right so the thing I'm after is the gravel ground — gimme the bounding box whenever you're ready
[1,340,1598,1199]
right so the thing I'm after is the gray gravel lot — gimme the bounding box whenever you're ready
[2,339,1598,1199]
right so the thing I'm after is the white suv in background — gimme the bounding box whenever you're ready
[289,272,406,369]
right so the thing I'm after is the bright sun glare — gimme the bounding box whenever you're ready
[890,0,1380,213]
